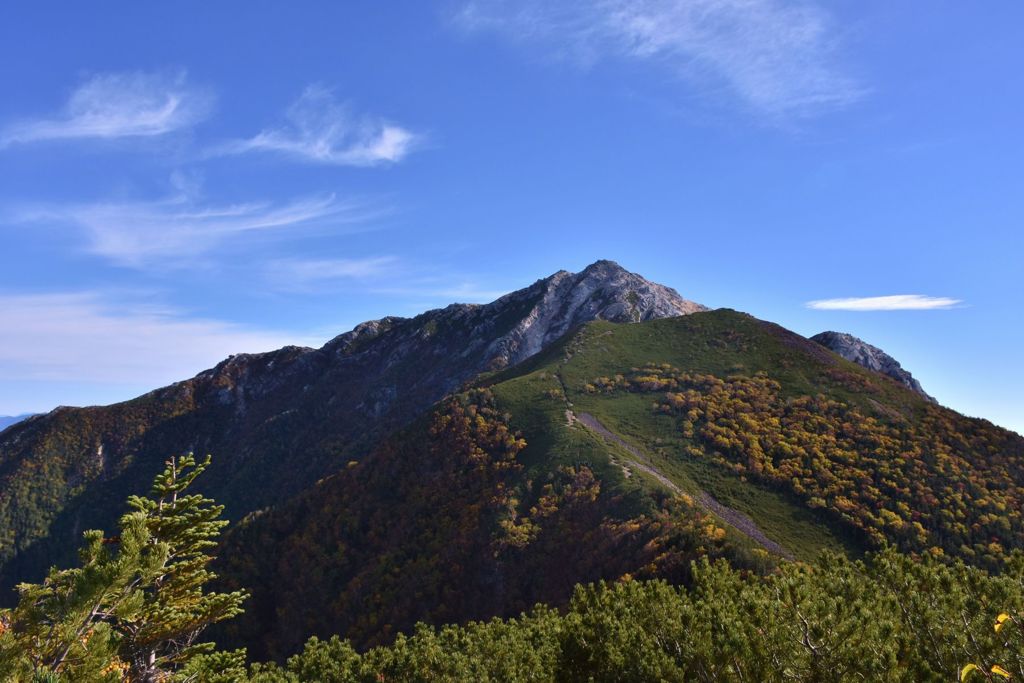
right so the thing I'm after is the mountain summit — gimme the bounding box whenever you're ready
[811,331,935,402]
[481,259,706,367]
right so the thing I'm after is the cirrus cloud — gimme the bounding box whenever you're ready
[265,256,401,291]
[0,71,212,148]
[0,291,315,387]
[13,190,380,269]
[213,85,420,166]
[805,295,963,311]
[454,0,864,117]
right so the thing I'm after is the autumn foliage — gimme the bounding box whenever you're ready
[216,389,764,659]
[591,364,1024,567]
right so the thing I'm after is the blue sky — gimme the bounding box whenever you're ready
[0,2,1021,434]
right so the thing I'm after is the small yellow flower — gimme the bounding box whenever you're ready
[990,664,1011,679]
[960,663,979,681]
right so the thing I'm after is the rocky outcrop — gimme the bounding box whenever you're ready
[811,331,936,402]
[485,260,705,367]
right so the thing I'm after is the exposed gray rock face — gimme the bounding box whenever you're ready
[811,331,936,402]
[484,259,707,367]
[318,259,704,375]
[186,260,699,420]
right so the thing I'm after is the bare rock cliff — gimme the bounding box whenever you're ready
[811,331,936,402]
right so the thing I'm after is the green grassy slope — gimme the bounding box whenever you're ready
[485,310,870,561]
[487,309,1024,567]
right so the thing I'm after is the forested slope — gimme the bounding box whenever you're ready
[216,309,1024,658]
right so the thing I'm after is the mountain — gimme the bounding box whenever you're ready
[0,414,33,432]
[3,260,1023,661]
[0,260,702,596]
[215,309,1024,658]
[810,331,935,402]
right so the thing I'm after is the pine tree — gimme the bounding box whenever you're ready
[0,454,247,682]
[118,454,247,680]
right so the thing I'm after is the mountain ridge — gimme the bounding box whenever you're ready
[0,415,34,433]
[0,260,703,596]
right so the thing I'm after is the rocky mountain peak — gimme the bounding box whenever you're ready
[578,258,630,277]
[811,331,936,403]
[180,260,703,417]
[483,260,707,367]
[178,260,705,421]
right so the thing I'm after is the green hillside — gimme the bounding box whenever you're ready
[214,309,1024,658]
[485,312,871,562]
[495,311,1023,565]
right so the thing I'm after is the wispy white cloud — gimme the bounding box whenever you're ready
[14,191,376,268]
[265,257,509,302]
[806,295,963,311]
[372,281,511,304]
[0,291,314,387]
[0,71,212,147]
[266,256,400,291]
[454,0,863,117]
[214,86,419,165]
